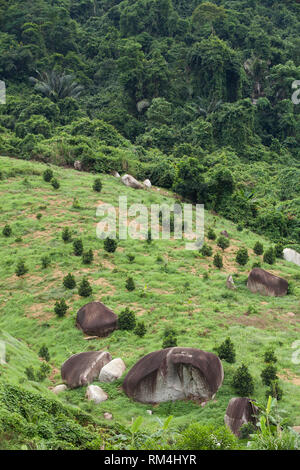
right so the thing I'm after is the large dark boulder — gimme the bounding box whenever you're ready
[247,268,288,297]
[61,351,112,389]
[76,301,117,337]
[123,347,223,404]
[224,397,258,437]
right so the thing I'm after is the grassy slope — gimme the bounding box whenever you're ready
[0,156,299,440]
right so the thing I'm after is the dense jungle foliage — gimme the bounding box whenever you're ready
[0,0,300,239]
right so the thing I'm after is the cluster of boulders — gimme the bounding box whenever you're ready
[120,174,152,190]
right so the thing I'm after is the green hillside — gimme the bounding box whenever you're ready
[0,156,299,449]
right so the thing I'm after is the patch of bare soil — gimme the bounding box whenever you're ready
[26,303,52,321]
[278,369,300,386]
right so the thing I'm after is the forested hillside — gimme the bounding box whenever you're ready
[0,0,300,244]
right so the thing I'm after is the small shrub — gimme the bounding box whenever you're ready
[127,254,135,263]
[147,229,152,244]
[162,332,177,349]
[236,247,249,266]
[125,277,135,291]
[263,248,275,265]
[118,307,136,330]
[217,236,230,251]
[175,423,238,450]
[200,243,213,257]
[73,238,83,256]
[104,237,117,253]
[36,213,42,220]
[62,227,72,242]
[51,178,60,189]
[72,197,80,209]
[266,381,283,401]
[43,169,53,182]
[264,349,277,364]
[237,224,244,232]
[261,364,277,386]
[252,261,261,269]
[39,345,50,362]
[63,273,76,289]
[253,241,264,255]
[215,337,236,363]
[232,364,254,396]
[36,362,51,382]
[2,224,12,237]
[247,304,258,315]
[239,422,256,440]
[82,249,93,265]
[213,253,223,269]
[274,243,284,258]
[134,321,147,337]
[54,298,68,317]
[287,282,295,295]
[207,228,216,240]
[93,178,102,192]
[78,278,93,297]
[15,260,28,277]
[41,256,50,269]
[25,366,35,381]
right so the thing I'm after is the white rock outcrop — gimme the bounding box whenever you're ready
[143,179,152,188]
[52,384,68,394]
[99,358,126,383]
[86,385,108,404]
[121,174,143,189]
[283,248,300,267]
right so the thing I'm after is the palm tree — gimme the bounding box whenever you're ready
[29,70,84,101]
[188,96,223,118]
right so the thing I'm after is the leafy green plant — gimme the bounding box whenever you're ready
[261,364,278,386]
[104,237,117,253]
[93,178,102,192]
[15,260,28,277]
[213,253,223,269]
[200,243,213,257]
[41,256,51,269]
[51,178,60,189]
[217,236,230,251]
[78,278,92,297]
[253,241,264,255]
[63,273,76,289]
[54,299,68,317]
[62,227,72,242]
[38,345,50,362]
[232,364,254,396]
[207,228,216,240]
[236,247,249,266]
[82,249,93,265]
[125,277,135,291]
[73,238,83,256]
[118,307,136,331]
[43,169,53,182]
[134,322,147,337]
[174,423,238,450]
[263,248,276,265]
[215,337,236,363]
[2,224,12,237]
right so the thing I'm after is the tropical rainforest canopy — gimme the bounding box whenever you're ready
[0,0,300,243]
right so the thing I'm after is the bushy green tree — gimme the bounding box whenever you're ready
[43,169,53,182]
[73,238,83,256]
[15,260,28,277]
[254,241,264,255]
[213,253,223,269]
[54,299,68,317]
[263,248,276,265]
[261,364,278,387]
[232,364,254,396]
[216,337,236,363]
[134,321,146,338]
[118,307,136,331]
[236,247,249,266]
[62,227,72,243]
[39,345,50,362]
[82,249,93,265]
[125,277,135,291]
[93,178,102,192]
[2,224,12,237]
[78,278,92,297]
[104,237,117,253]
[200,243,213,257]
[63,273,76,289]
[217,236,230,251]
